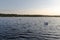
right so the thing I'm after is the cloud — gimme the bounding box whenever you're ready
[0,9,60,15]
[0,9,49,15]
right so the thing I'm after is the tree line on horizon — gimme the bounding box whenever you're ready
[0,13,59,17]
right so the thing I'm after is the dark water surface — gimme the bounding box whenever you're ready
[0,17,60,40]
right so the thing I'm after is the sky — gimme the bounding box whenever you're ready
[0,0,60,15]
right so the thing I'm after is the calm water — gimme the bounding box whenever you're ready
[0,17,60,40]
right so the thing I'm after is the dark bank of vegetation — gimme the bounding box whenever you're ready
[0,13,60,17]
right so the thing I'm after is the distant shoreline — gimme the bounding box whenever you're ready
[0,14,60,17]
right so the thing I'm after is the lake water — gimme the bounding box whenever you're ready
[0,17,60,40]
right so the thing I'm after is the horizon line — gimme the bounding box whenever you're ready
[0,13,60,17]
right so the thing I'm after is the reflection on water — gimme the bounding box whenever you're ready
[0,17,60,40]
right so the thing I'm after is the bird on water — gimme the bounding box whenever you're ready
[44,22,48,25]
